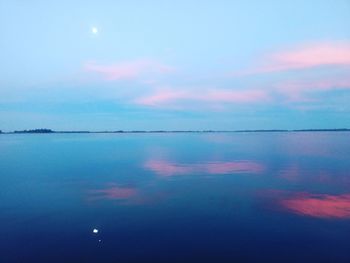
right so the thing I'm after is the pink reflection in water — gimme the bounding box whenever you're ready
[281,193,350,219]
[263,190,350,219]
[278,165,350,187]
[205,162,264,174]
[145,160,264,176]
[89,185,137,200]
[279,165,301,182]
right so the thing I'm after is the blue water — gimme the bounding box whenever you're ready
[1,132,350,262]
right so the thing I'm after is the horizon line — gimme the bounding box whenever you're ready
[1,128,350,134]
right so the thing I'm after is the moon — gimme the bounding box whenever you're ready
[91,27,98,34]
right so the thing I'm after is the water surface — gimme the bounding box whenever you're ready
[1,132,350,262]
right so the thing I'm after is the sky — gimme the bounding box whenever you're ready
[0,0,350,131]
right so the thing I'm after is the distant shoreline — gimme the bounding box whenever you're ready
[1,128,350,134]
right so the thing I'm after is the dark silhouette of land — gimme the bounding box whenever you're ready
[13,129,54,134]
[1,128,349,134]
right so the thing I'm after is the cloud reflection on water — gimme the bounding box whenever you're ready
[281,192,350,219]
[264,190,350,219]
[278,164,350,186]
[145,159,264,176]
[89,184,137,200]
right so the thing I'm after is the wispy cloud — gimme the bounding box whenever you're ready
[84,59,174,81]
[240,41,350,75]
[135,89,189,106]
[275,77,350,102]
[83,42,350,111]
[279,78,350,92]
[204,89,269,103]
[135,88,270,107]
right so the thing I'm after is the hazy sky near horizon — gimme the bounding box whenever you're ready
[1,0,350,131]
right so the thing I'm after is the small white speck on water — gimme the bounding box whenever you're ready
[93,228,99,234]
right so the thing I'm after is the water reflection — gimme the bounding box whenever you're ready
[264,190,350,219]
[279,165,300,182]
[278,164,350,186]
[276,132,339,157]
[89,184,137,200]
[144,159,264,176]
[280,192,350,219]
[2,133,350,262]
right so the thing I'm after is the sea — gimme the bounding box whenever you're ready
[1,132,350,262]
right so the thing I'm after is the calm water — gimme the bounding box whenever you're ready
[1,132,350,262]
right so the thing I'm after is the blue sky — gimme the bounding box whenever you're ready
[0,0,350,131]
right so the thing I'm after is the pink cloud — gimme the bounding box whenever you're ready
[84,59,174,81]
[227,42,350,103]
[241,42,350,75]
[204,89,269,103]
[281,192,350,219]
[135,88,269,107]
[135,90,189,106]
[279,78,350,92]
[144,159,264,177]
[275,77,350,102]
